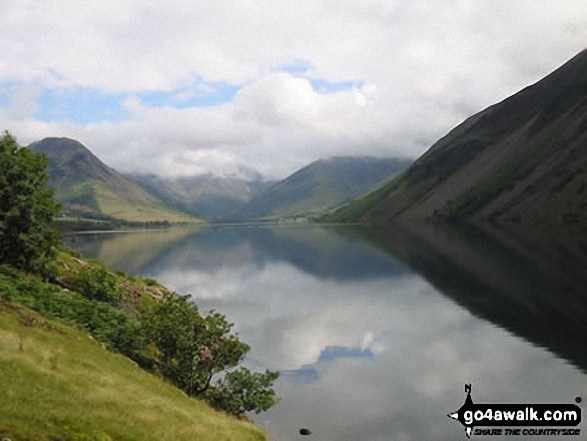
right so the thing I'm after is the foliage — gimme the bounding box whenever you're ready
[0,265,143,355]
[0,132,61,275]
[140,294,251,396]
[139,292,278,414]
[70,263,128,305]
[204,367,280,415]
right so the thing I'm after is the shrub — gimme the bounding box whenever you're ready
[70,265,127,305]
[204,367,280,415]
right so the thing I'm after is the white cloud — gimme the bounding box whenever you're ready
[7,84,39,119]
[0,0,586,178]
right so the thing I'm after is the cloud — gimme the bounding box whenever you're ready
[0,0,586,178]
[7,84,39,119]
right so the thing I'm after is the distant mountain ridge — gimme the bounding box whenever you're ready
[327,49,587,225]
[235,156,412,221]
[130,173,275,221]
[29,137,199,223]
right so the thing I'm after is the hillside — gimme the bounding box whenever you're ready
[235,156,412,221]
[131,173,274,221]
[28,138,200,223]
[0,300,265,441]
[326,49,587,225]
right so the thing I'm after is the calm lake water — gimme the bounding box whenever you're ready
[67,223,587,441]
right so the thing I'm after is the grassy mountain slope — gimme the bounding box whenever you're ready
[29,138,200,223]
[235,157,412,221]
[0,300,265,441]
[326,49,587,225]
[131,174,274,221]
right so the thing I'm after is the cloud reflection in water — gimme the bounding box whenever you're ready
[72,225,587,441]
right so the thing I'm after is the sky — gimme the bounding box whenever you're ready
[1,1,586,180]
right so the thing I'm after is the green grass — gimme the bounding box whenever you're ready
[93,183,200,223]
[320,172,405,223]
[0,300,267,441]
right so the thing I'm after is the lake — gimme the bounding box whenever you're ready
[67,223,587,441]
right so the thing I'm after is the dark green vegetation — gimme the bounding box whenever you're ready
[326,49,587,225]
[29,137,200,223]
[0,133,61,275]
[0,134,276,439]
[235,156,412,221]
[131,173,274,221]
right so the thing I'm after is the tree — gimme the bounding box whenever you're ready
[0,132,60,274]
[141,293,279,414]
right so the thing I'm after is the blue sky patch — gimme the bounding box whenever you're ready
[0,80,241,124]
[36,87,130,123]
[310,78,364,94]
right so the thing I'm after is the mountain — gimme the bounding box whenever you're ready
[327,50,587,225]
[234,156,412,221]
[130,173,275,221]
[29,137,200,223]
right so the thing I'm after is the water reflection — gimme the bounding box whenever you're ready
[69,223,587,441]
[366,222,587,375]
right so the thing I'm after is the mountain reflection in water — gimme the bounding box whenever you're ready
[69,223,587,441]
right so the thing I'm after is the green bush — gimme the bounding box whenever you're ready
[70,265,128,305]
[0,132,60,275]
[204,367,280,415]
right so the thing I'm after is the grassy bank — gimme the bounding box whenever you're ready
[0,250,274,440]
[0,299,266,441]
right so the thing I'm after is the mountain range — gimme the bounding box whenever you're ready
[29,137,410,223]
[31,50,587,226]
[326,49,587,225]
